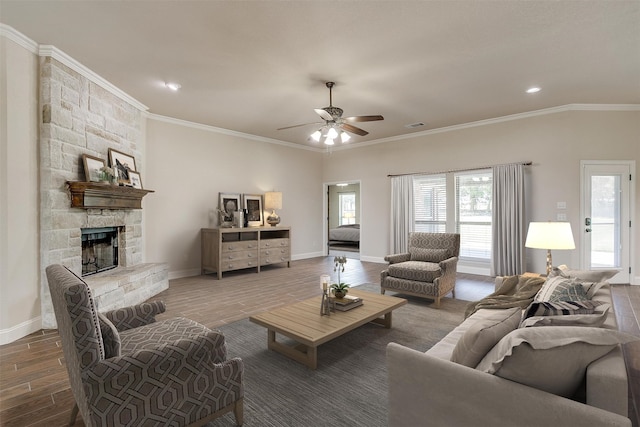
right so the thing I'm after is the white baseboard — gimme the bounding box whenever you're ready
[0,316,42,345]
[634,276,640,286]
[292,251,324,260]
[360,255,385,264]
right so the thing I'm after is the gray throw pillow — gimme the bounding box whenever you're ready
[534,276,589,303]
[450,307,522,368]
[409,248,449,263]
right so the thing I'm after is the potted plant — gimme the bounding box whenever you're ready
[331,255,350,298]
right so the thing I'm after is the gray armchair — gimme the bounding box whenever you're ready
[381,232,460,308]
[46,264,244,426]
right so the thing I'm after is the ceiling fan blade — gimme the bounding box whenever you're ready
[341,123,369,136]
[344,115,384,122]
[277,122,322,131]
[314,108,334,121]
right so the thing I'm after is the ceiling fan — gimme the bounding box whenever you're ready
[277,82,384,145]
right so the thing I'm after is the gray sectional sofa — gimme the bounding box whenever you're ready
[387,273,634,427]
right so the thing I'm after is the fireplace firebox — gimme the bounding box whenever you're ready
[81,227,119,276]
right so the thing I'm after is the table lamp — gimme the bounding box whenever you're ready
[525,221,575,275]
[265,191,282,227]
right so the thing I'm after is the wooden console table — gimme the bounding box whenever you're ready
[201,226,291,279]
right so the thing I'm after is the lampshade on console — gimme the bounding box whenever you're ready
[265,191,282,227]
[525,221,575,275]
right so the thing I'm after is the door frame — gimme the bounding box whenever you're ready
[323,180,362,256]
[579,160,635,284]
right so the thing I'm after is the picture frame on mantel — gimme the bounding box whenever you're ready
[82,154,106,182]
[128,171,143,189]
[219,193,241,226]
[243,194,264,226]
[108,148,136,186]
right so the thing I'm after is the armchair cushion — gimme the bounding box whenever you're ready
[104,300,166,331]
[409,248,449,263]
[387,261,442,282]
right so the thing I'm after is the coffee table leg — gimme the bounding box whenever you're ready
[371,311,393,328]
[267,329,318,369]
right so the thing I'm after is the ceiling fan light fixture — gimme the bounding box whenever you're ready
[324,136,335,145]
[340,132,351,143]
[311,130,322,142]
[326,127,338,139]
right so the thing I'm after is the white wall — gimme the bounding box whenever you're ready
[322,110,640,277]
[143,118,325,278]
[0,35,41,343]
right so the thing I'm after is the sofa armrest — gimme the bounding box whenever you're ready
[384,253,411,264]
[387,343,631,427]
[104,300,166,331]
[588,346,628,416]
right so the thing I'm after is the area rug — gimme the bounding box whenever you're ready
[208,283,468,427]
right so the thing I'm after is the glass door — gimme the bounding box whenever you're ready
[581,162,632,284]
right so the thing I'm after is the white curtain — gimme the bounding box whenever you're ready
[491,163,526,276]
[390,175,414,254]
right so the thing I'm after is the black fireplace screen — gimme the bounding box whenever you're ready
[81,227,119,276]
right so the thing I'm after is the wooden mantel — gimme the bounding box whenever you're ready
[67,181,154,209]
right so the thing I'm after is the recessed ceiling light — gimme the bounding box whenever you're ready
[336,183,349,187]
[165,82,181,91]
[526,87,541,94]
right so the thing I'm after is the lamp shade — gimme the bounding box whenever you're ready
[264,191,282,210]
[525,222,575,250]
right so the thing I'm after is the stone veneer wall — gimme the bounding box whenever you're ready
[39,55,167,328]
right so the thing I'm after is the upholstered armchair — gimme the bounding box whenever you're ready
[46,264,244,427]
[381,232,460,308]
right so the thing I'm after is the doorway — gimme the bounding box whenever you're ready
[580,161,635,284]
[326,182,361,259]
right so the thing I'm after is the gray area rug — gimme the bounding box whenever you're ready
[209,283,468,427]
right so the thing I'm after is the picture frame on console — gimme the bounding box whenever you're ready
[243,194,264,227]
[82,154,106,182]
[219,193,241,226]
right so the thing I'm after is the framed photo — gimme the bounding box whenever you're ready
[108,148,136,186]
[219,193,241,224]
[82,154,106,182]
[243,194,264,226]
[128,171,143,189]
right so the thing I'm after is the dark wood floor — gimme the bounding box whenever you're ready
[0,257,638,426]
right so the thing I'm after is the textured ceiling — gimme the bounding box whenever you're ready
[2,1,639,148]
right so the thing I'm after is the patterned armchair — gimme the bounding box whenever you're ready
[45,264,244,426]
[381,233,460,308]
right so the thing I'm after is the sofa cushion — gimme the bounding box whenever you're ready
[387,261,442,282]
[534,276,589,302]
[409,248,449,263]
[450,307,522,368]
[475,326,635,398]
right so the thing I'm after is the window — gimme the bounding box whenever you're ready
[339,193,356,225]
[413,170,492,262]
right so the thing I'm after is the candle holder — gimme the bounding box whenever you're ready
[320,274,332,316]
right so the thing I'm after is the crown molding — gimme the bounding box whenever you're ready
[0,23,39,52]
[38,45,148,112]
[146,112,324,153]
[350,103,640,150]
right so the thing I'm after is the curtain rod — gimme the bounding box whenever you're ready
[387,161,533,178]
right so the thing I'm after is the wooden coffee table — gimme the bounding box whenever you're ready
[249,288,407,369]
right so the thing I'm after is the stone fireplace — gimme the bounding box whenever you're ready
[39,53,168,329]
[81,227,120,276]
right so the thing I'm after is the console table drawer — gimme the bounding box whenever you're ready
[261,254,290,266]
[221,250,257,262]
[222,241,258,253]
[221,258,258,272]
[260,238,289,249]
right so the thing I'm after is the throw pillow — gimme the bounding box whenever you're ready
[549,266,617,298]
[475,326,636,397]
[450,307,522,368]
[520,304,611,328]
[522,300,604,319]
[534,276,589,303]
[409,248,449,263]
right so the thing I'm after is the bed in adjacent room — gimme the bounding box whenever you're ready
[329,224,360,247]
